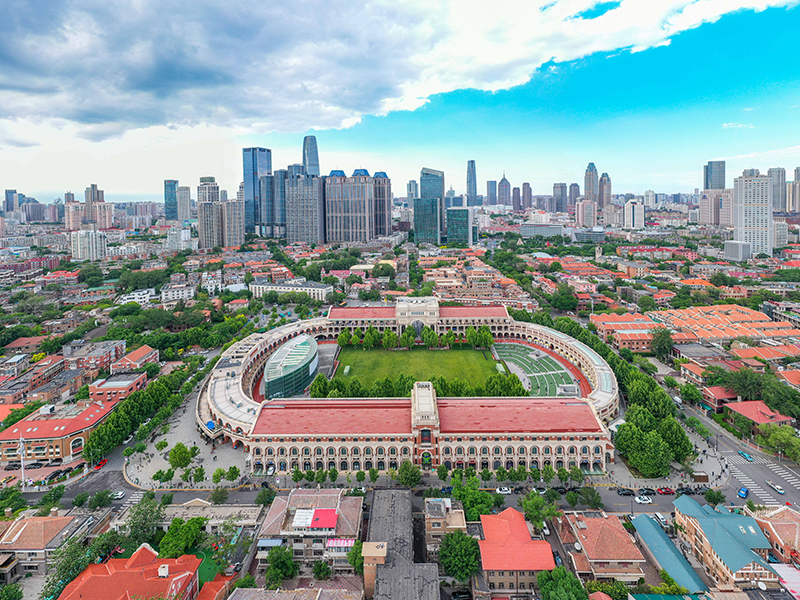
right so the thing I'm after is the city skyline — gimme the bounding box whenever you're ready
[1,2,800,200]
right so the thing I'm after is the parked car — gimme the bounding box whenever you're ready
[541,522,550,536]
[266,465,276,476]
[554,487,567,494]
[738,450,754,462]
[441,486,453,494]
[738,487,750,499]
[44,470,62,483]
[695,485,711,494]
[656,487,675,495]
[638,488,656,496]
[94,459,108,470]
[553,550,563,567]
[634,496,652,504]
[675,487,695,495]
[535,486,547,495]
[46,458,62,467]
[124,435,134,444]
[0,475,15,485]
[4,462,20,471]
[112,491,125,500]
[61,467,73,476]
[451,592,472,600]
[617,487,636,496]
[74,462,86,472]
[766,480,785,495]
[26,462,44,470]
[496,487,511,495]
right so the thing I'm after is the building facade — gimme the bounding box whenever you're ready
[598,173,611,210]
[286,171,324,245]
[584,163,599,204]
[420,167,445,236]
[302,136,320,177]
[325,170,391,243]
[734,169,773,256]
[70,230,107,261]
[704,160,726,190]
[164,179,178,221]
[243,147,272,234]
[414,197,441,245]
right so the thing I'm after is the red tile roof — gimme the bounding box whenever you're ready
[479,508,555,571]
[566,513,644,562]
[779,370,800,387]
[252,399,412,436]
[439,306,508,318]
[0,515,75,550]
[327,307,396,320]
[438,398,603,434]
[0,404,24,423]
[4,335,48,349]
[58,543,201,600]
[703,386,738,400]
[0,400,119,441]
[725,401,792,425]
[119,345,157,364]
[311,508,339,529]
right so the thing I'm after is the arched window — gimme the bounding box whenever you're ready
[352,460,361,471]
[341,460,348,471]
[377,461,385,470]
[594,446,602,454]
[389,447,397,456]
[518,447,526,455]
[530,446,538,455]
[494,447,501,455]
[377,447,385,456]
[291,447,298,456]
[581,446,590,455]
[328,447,336,456]
[444,447,452,456]
[568,447,576,455]
[544,447,552,455]
[254,447,262,455]
[365,447,372,456]
[556,446,564,455]
[506,446,514,455]
[468,447,476,455]
[352,447,360,456]
[303,447,311,456]
[402,447,409,455]
[481,447,489,455]
[456,447,464,456]
[279,461,287,471]
[315,447,323,456]
[340,447,348,455]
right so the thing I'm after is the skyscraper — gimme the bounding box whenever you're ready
[498,175,511,206]
[3,190,15,213]
[512,187,521,212]
[84,184,103,222]
[466,160,477,207]
[221,198,245,248]
[413,197,440,245]
[553,183,567,213]
[302,136,320,177]
[177,186,191,221]
[486,181,497,205]
[164,180,178,221]
[522,183,532,209]
[70,230,107,261]
[576,200,597,227]
[447,207,474,246]
[286,169,325,245]
[768,167,786,212]
[197,177,220,204]
[699,190,722,225]
[644,190,656,208]
[623,201,645,230]
[260,169,288,239]
[568,183,580,207]
[407,180,418,202]
[598,173,612,209]
[703,160,726,190]
[584,163,599,204]
[325,169,391,243]
[734,169,773,256]
[242,147,272,234]
[420,167,445,236]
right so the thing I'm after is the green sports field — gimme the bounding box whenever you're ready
[334,346,499,388]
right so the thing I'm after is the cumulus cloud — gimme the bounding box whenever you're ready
[722,122,756,128]
[0,0,795,142]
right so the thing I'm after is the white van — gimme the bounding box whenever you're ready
[654,512,668,528]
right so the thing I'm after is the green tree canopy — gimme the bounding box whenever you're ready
[439,530,480,583]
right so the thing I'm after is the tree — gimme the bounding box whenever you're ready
[125,494,165,548]
[168,442,192,470]
[579,486,604,509]
[636,430,673,478]
[680,382,703,405]
[264,546,299,589]
[437,464,449,482]
[519,492,562,531]
[397,460,422,487]
[356,470,366,484]
[557,467,570,485]
[210,487,229,504]
[256,488,277,507]
[704,489,727,506]
[226,465,241,481]
[382,329,399,350]
[233,574,257,589]
[0,584,22,600]
[541,464,556,486]
[348,539,364,574]
[586,580,631,600]
[89,489,112,510]
[551,284,578,312]
[539,566,589,600]
[619,347,634,362]
[369,468,379,483]
[638,295,657,312]
[651,326,673,362]
[657,416,693,462]
[292,468,304,483]
[159,517,208,558]
[439,530,480,583]
[480,468,493,483]
[310,373,330,398]
[72,492,88,508]
[337,330,351,347]
[569,466,584,487]
[315,468,327,485]
[313,560,332,580]
[212,467,226,484]
[664,375,678,389]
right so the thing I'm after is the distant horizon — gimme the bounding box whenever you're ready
[2,1,800,199]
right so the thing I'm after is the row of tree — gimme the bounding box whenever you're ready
[310,371,527,399]
[336,324,494,350]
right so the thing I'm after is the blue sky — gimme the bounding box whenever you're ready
[1,0,799,201]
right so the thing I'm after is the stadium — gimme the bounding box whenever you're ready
[196,298,619,476]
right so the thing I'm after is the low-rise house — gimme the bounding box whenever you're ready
[559,511,645,583]
[27,369,85,404]
[0,514,90,576]
[424,498,467,559]
[0,354,29,378]
[113,498,264,537]
[63,340,126,372]
[3,336,48,355]
[476,507,555,598]
[258,489,362,574]
[673,495,778,587]
[57,543,202,600]
[701,386,739,413]
[229,590,361,600]
[110,344,158,374]
[744,504,800,565]
[724,401,792,436]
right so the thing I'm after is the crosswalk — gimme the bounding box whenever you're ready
[724,453,772,465]
[728,466,778,503]
[767,463,800,490]
[122,490,144,509]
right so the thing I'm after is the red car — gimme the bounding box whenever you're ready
[94,459,108,471]
[656,487,675,495]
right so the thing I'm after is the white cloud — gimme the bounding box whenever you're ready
[722,122,756,129]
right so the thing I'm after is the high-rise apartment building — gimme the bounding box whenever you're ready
[84,184,103,222]
[64,192,74,203]
[575,200,597,227]
[704,160,726,190]
[498,175,511,206]
[719,189,734,227]
[177,186,191,221]
[522,183,532,210]
[486,181,497,205]
[553,183,567,213]
[795,167,800,183]
[623,201,645,230]
[466,160,477,207]
[70,230,107,261]
[512,187,521,212]
[699,190,722,225]
[598,173,612,210]
[447,207,474,246]
[644,190,656,208]
[197,177,220,204]
[568,183,580,207]
[221,199,245,248]
[259,169,288,239]
[302,136,320,177]
[286,170,325,245]
[768,167,786,212]
[584,163,599,204]
[734,169,773,256]
[325,169,391,243]
[198,184,245,250]
[414,197,440,245]
[64,185,112,230]
[407,180,418,202]
[787,181,800,213]
[197,200,222,250]
[420,167,445,236]
[242,147,272,234]
[164,180,178,221]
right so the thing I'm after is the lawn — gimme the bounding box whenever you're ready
[335,346,499,388]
